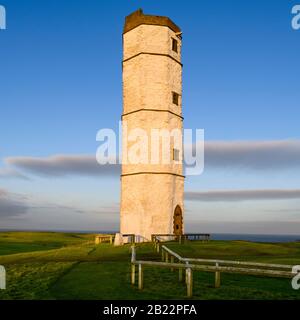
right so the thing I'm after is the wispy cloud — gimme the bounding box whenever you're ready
[192,139,300,171]
[0,167,29,180]
[2,139,300,179]
[30,203,119,216]
[5,155,120,177]
[93,204,119,215]
[185,189,300,202]
[0,189,29,218]
[0,187,119,220]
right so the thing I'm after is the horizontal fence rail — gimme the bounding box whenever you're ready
[95,235,115,245]
[134,260,293,278]
[95,233,137,245]
[180,257,293,270]
[152,233,210,244]
[130,243,296,298]
[161,245,293,270]
[122,234,136,244]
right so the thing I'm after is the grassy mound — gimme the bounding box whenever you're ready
[0,232,299,300]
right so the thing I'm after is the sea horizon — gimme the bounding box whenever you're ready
[0,228,299,243]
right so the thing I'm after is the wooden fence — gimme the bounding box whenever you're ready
[131,244,295,298]
[95,233,136,245]
[152,233,210,244]
[123,234,136,244]
[95,235,114,245]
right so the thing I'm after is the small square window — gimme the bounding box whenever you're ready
[172,38,178,53]
[173,148,180,161]
[172,92,179,105]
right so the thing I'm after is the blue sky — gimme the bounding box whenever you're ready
[0,0,300,233]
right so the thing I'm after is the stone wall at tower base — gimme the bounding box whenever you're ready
[120,173,184,241]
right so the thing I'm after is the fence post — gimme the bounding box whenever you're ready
[215,262,221,288]
[161,248,164,261]
[131,245,136,285]
[185,262,189,284]
[165,252,169,263]
[131,245,136,263]
[186,267,193,298]
[131,264,136,285]
[179,267,183,282]
[171,256,174,272]
[156,243,160,253]
[138,264,144,290]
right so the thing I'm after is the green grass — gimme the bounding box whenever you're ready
[0,232,94,255]
[0,262,74,299]
[166,240,300,264]
[0,232,300,300]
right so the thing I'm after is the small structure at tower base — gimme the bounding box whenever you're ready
[114,233,124,246]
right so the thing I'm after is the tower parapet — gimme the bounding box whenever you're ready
[123,9,181,34]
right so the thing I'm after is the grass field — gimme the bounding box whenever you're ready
[0,232,300,300]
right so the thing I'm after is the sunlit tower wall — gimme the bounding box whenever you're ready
[120,9,184,241]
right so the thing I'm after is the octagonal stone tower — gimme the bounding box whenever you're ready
[120,9,184,241]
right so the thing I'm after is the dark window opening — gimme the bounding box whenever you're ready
[172,92,179,105]
[172,38,178,53]
[173,148,180,161]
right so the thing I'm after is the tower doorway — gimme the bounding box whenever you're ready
[173,205,183,236]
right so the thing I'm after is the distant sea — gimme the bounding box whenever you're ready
[0,229,300,243]
[211,233,300,243]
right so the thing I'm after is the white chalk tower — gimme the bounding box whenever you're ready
[120,9,184,241]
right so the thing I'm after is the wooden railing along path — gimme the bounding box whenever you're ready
[95,234,115,245]
[95,233,136,245]
[131,244,295,298]
[152,233,210,244]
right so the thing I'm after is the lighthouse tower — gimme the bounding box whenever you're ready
[120,9,184,241]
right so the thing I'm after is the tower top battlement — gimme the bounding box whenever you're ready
[124,9,181,34]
